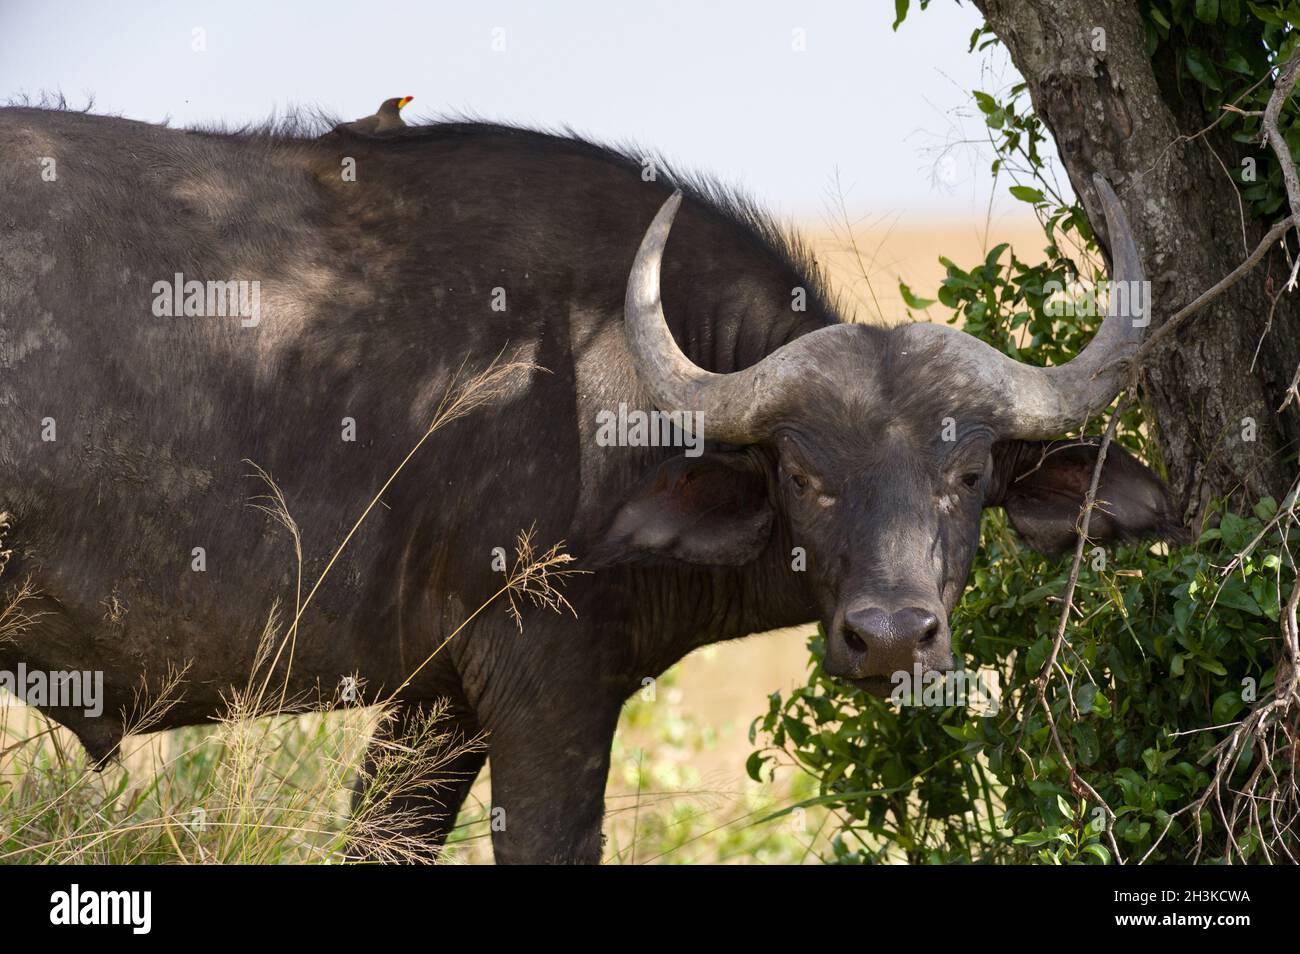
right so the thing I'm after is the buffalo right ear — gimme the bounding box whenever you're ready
[987,439,1188,556]
[587,451,774,567]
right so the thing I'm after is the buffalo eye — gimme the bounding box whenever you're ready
[790,472,811,494]
[960,471,981,490]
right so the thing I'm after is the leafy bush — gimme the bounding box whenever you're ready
[749,497,1295,863]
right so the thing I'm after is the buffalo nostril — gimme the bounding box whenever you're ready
[915,611,941,646]
[843,629,867,654]
[841,607,888,658]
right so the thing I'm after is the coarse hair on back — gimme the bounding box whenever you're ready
[198,106,847,324]
[6,94,849,325]
[389,114,848,325]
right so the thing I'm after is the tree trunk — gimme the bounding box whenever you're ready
[973,0,1300,527]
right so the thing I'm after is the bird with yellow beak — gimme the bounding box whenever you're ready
[340,96,413,135]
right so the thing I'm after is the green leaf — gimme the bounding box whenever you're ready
[1083,842,1112,864]
[1215,585,1261,614]
[782,714,811,747]
[1073,724,1101,765]
[1247,1,1285,26]
[1009,185,1046,204]
[973,90,999,115]
[1253,497,1277,521]
[1018,583,1059,605]
[899,281,937,310]
[1185,48,1224,91]
[1194,658,1228,676]
[1056,794,1075,821]
[892,0,909,31]
[1223,52,1254,75]
[1212,691,1244,725]
[1013,830,1055,846]
[984,242,1010,270]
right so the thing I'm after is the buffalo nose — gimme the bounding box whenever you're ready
[842,606,941,667]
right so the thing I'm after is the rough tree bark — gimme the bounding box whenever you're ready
[973,0,1300,528]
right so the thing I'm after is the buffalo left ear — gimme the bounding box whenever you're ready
[987,439,1187,556]
[587,451,773,567]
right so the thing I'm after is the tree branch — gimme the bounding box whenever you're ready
[1118,214,1298,383]
[1262,44,1300,292]
[1024,397,1131,864]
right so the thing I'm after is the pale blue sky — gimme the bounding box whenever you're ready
[0,0,1060,221]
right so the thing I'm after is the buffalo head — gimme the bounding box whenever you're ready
[607,177,1182,694]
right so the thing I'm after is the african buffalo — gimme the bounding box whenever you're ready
[0,107,1180,862]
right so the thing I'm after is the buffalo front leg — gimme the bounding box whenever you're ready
[347,698,487,863]
[485,701,621,864]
